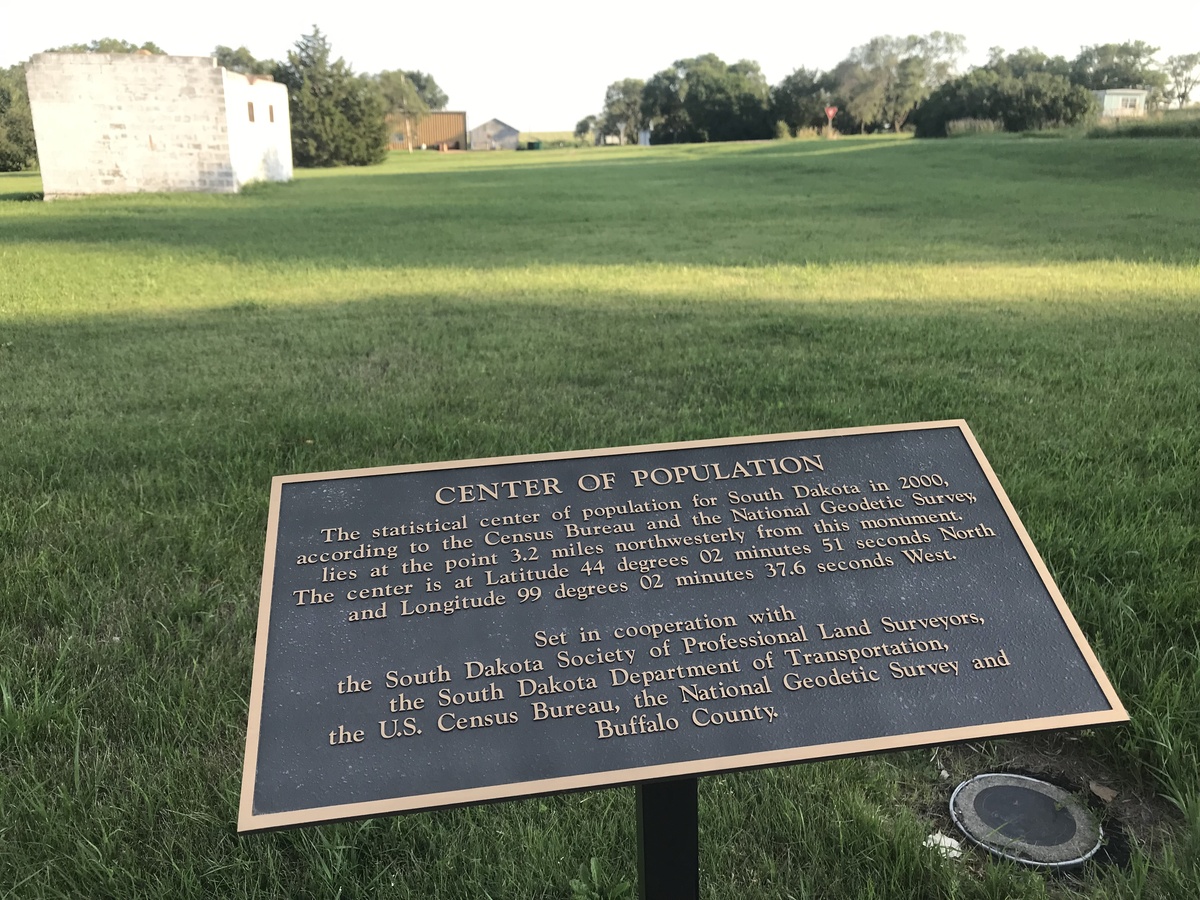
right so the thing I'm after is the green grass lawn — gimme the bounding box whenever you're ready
[2,136,1199,898]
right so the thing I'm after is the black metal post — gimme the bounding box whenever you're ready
[636,778,699,900]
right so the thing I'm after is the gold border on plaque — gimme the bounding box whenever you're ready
[238,420,1127,833]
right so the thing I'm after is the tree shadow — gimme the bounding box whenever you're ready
[0,170,44,202]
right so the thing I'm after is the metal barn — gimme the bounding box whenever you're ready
[469,118,520,150]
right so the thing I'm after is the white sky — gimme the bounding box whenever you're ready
[4,1,1198,131]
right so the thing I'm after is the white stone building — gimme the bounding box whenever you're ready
[25,53,293,200]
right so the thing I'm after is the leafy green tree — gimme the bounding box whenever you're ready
[994,72,1095,130]
[1070,41,1162,89]
[909,68,1003,136]
[642,54,772,144]
[402,71,447,110]
[641,66,689,143]
[0,64,37,172]
[214,45,277,75]
[574,115,596,141]
[375,70,428,152]
[599,78,645,143]
[1165,53,1200,107]
[829,57,883,132]
[911,64,1095,137]
[832,32,965,132]
[274,27,388,167]
[1070,41,1169,106]
[985,46,1071,80]
[690,57,772,142]
[770,67,831,134]
[48,38,165,54]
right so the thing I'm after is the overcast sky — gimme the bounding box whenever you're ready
[5,1,1198,131]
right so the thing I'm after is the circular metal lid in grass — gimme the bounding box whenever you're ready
[949,773,1103,868]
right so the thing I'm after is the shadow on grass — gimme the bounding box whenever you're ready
[1,138,1197,270]
[395,134,919,176]
[0,169,43,202]
[4,287,1196,470]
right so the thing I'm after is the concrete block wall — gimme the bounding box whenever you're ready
[27,54,253,199]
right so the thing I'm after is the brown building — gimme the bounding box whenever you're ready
[389,111,468,150]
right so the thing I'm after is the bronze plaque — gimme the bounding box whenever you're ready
[238,421,1126,832]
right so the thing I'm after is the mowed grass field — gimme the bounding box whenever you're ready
[1,135,1199,899]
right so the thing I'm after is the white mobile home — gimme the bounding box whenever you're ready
[1093,89,1149,118]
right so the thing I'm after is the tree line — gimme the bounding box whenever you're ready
[3,32,1199,173]
[578,38,1200,144]
[0,29,446,172]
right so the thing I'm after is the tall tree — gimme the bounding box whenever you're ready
[574,115,597,142]
[375,70,428,152]
[911,63,1095,137]
[1070,41,1168,106]
[986,46,1071,80]
[600,78,645,143]
[830,54,885,132]
[274,27,388,167]
[641,65,689,143]
[705,58,773,141]
[771,67,832,134]
[1165,53,1200,107]
[910,67,1003,136]
[214,45,277,76]
[917,31,969,90]
[832,33,965,132]
[0,64,37,172]
[402,71,447,111]
[993,72,1096,131]
[641,54,772,144]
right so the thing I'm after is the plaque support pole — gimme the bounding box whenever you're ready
[636,778,699,900]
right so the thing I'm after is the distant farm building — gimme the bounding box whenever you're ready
[390,111,468,150]
[468,118,520,150]
[25,53,292,200]
[1093,89,1149,118]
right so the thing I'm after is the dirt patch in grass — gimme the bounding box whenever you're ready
[926,736,1181,871]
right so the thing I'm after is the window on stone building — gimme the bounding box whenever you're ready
[248,102,255,122]
[269,105,275,123]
